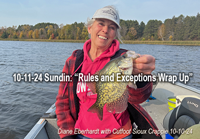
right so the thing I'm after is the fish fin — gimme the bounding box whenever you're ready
[106,88,129,113]
[128,82,137,89]
[87,103,103,120]
[86,82,97,94]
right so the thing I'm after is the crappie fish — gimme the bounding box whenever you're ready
[87,51,139,120]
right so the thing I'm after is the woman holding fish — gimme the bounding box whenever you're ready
[56,5,161,139]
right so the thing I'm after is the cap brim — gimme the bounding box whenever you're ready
[92,16,121,29]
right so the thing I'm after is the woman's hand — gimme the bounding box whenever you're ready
[132,55,155,75]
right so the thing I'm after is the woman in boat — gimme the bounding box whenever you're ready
[56,5,161,139]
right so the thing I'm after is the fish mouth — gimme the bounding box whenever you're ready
[118,67,131,70]
[126,51,140,59]
[118,62,132,70]
[98,35,108,40]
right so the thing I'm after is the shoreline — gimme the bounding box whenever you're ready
[1,38,200,46]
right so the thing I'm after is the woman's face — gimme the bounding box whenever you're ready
[88,18,117,49]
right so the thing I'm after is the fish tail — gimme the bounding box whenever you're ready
[87,103,103,120]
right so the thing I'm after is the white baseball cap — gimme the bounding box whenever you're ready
[92,6,121,29]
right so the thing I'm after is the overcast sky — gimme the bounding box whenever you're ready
[0,0,200,28]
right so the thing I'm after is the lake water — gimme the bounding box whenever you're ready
[0,41,200,139]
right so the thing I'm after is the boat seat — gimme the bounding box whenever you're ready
[163,97,200,138]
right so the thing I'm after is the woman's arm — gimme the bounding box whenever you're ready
[128,54,155,104]
[55,52,78,139]
[128,81,153,104]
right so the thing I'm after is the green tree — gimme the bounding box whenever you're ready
[1,31,8,38]
[119,19,140,39]
[174,15,184,40]
[33,23,58,31]
[81,26,89,40]
[12,31,18,39]
[183,16,195,40]
[138,21,145,38]
[191,13,200,40]
[39,28,46,39]
[6,26,17,38]
[125,20,139,39]
[143,20,162,40]
[120,19,128,39]
[76,27,81,40]
[164,19,174,40]
[126,27,137,40]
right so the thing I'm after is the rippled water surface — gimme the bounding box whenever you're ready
[0,41,200,139]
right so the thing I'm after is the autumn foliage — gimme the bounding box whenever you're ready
[1,13,200,41]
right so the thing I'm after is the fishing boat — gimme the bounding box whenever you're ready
[24,81,200,139]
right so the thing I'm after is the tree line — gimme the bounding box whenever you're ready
[1,13,200,41]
